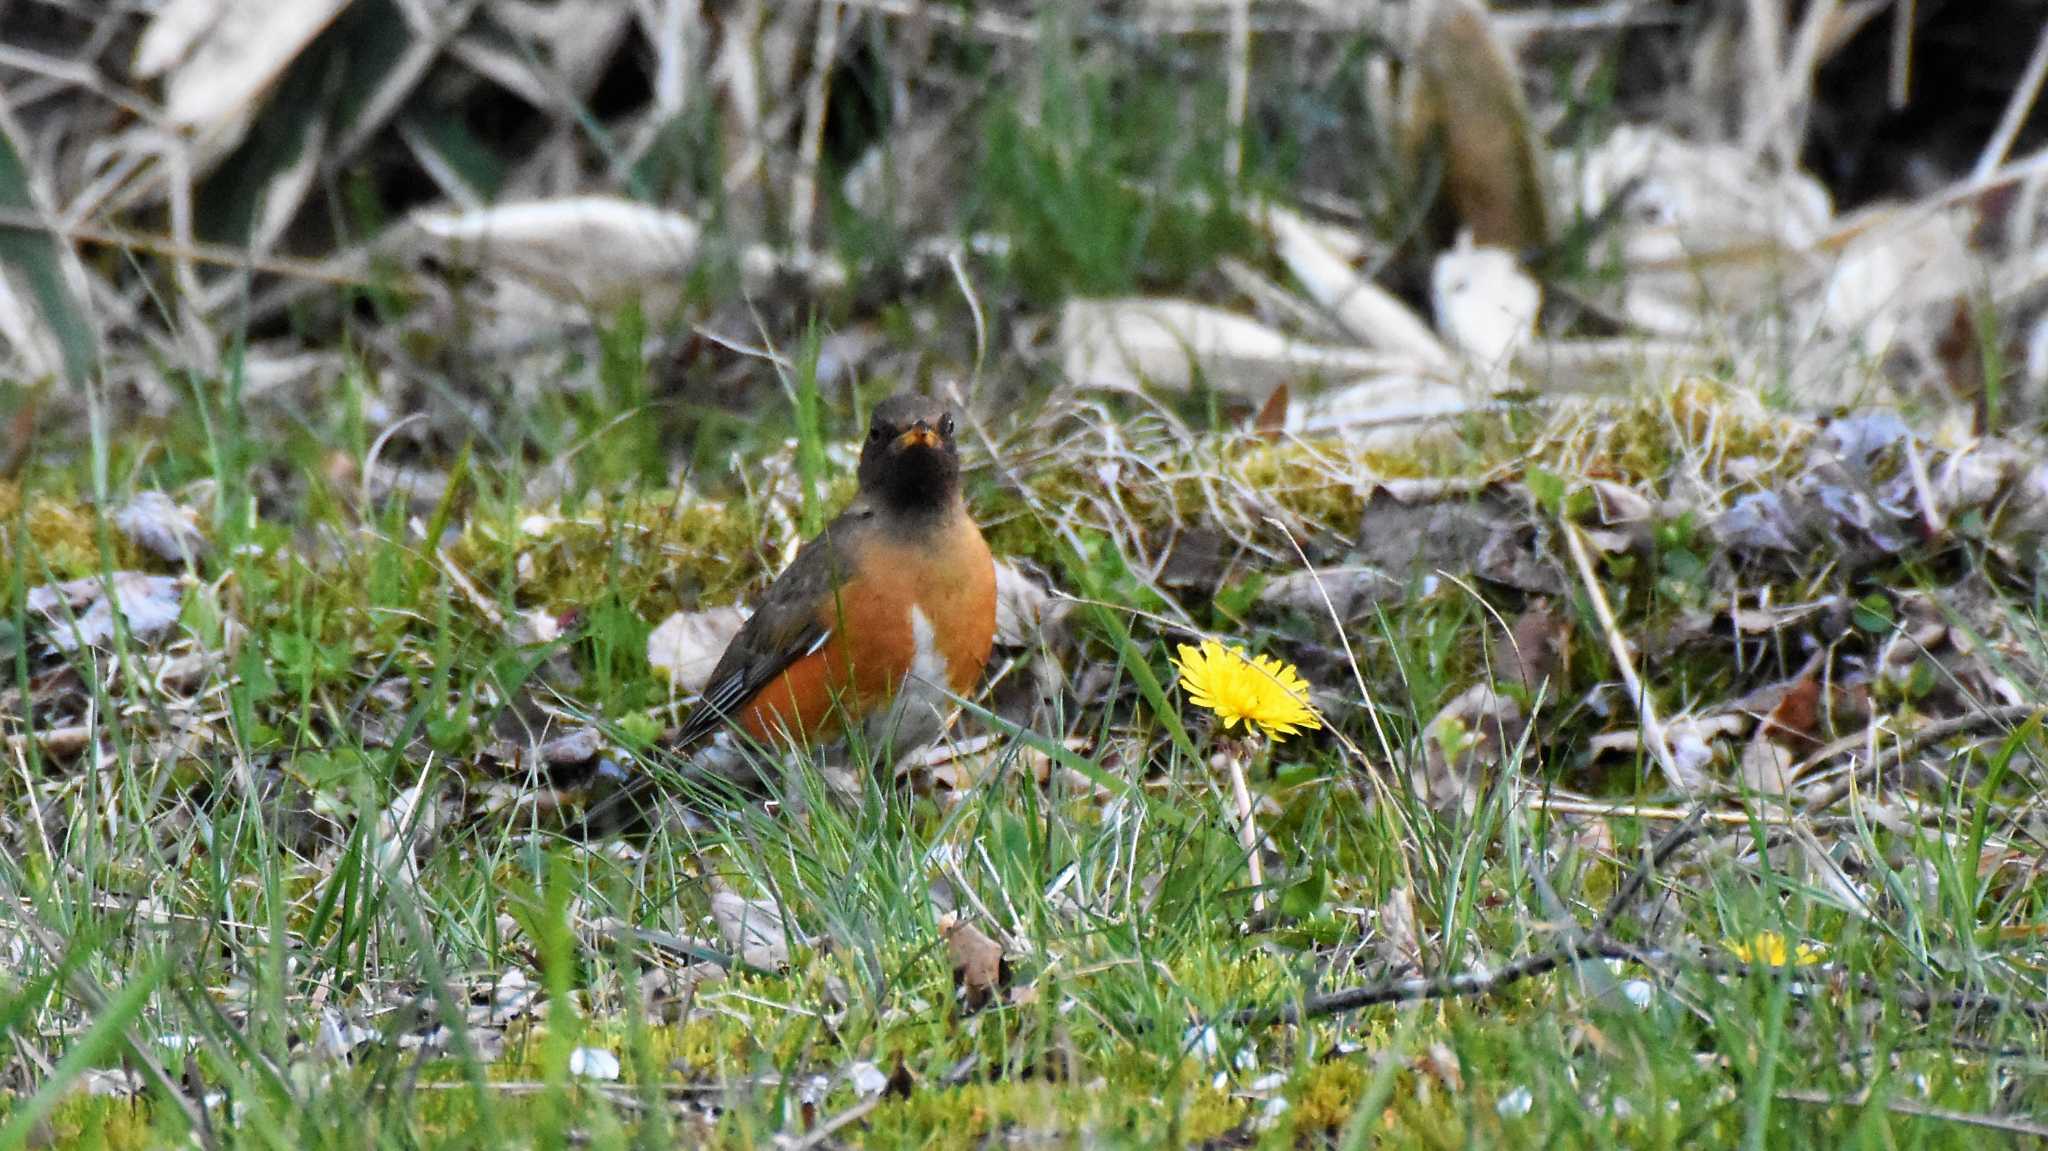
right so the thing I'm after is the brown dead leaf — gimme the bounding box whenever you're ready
[1253,382,1290,439]
[1417,683,1524,812]
[1505,599,1569,698]
[939,912,1008,1012]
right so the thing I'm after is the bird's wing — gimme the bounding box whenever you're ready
[669,505,872,749]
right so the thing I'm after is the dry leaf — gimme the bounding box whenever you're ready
[146,0,356,137]
[1375,884,1422,970]
[114,491,209,565]
[1561,126,1831,334]
[939,911,1008,1012]
[1253,382,1290,439]
[1818,207,1975,359]
[410,197,705,305]
[1418,682,1524,812]
[711,888,797,969]
[1267,207,1453,368]
[26,574,186,652]
[647,606,750,695]
[1286,375,1471,443]
[993,559,1051,647]
[1431,236,1540,372]
[1059,298,1419,396]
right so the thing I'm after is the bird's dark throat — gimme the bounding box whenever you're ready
[868,442,959,520]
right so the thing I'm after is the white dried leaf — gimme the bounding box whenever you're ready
[132,0,229,78]
[27,573,185,651]
[114,491,208,564]
[1817,208,1974,359]
[410,197,703,304]
[993,560,1049,646]
[376,780,442,883]
[1059,298,1418,397]
[1737,735,1796,796]
[490,0,636,96]
[313,1009,379,1061]
[1268,207,1452,368]
[568,1046,622,1081]
[1431,237,1540,372]
[846,1061,891,1099]
[711,889,797,969]
[1374,884,1422,969]
[1561,125,1832,332]
[0,271,68,382]
[647,606,750,695]
[1286,374,1470,446]
[152,0,357,134]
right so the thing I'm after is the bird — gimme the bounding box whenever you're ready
[582,394,996,831]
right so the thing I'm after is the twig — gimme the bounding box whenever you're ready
[1796,705,2042,816]
[1973,20,2048,179]
[780,1095,883,1150]
[1239,810,1705,1027]
[1224,0,1250,182]
[1777,1087,2048,1139]
[1234,806,2048,1029]
[1234,935,2048,1029]
[1563,524,1696,793]
[1592,807,1706,938]
[789,0,844,249]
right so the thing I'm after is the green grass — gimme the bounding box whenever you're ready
[5,354,2047,1148]
[4,23,2048,1148]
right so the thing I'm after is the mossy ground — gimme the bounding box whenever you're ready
[5,370,2046,1148]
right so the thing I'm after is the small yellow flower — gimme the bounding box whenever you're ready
[1723,931,1823,966]
[1171,639,1323,741]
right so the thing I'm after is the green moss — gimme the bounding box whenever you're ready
[861,1077,1245,1150]
[1290,1058,1371,1132]
[22,493,102,575]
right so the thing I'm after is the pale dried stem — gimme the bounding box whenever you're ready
[1974,21,2048,180]
[1222,743,1265,912]
[790,0,843,249]
[1563,523,1695,794]
[1224,0,1249,182]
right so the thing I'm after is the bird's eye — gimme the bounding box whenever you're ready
[868,426,884,443]
[940,414,955,436]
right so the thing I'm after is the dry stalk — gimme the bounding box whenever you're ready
[1562,523,1696,794]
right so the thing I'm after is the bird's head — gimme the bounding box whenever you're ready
[858,394,962,515]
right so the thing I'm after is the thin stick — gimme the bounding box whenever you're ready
[1224,0,1250,182]
[1563,524,1695,793]
[1797,705,2042,816]
[0,205,379,287]
[1235,935,2048,1028]
[790,0,844,248]
[1888,0,1915,109]
[1973,21,2048,179]
[1777,1088,2048,1139]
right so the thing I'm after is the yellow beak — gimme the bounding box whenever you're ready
[895,424,940,450]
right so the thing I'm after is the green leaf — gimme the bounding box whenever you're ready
[1526,467,1566,518]
[1851,594,1894,633]
[0,958,166,1151]
[1278,865,1328,919]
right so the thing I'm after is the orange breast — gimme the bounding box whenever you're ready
[733,511,996,747]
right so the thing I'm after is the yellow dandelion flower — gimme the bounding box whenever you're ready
[1171,639,1323,741]
[1723,931,1823,967]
